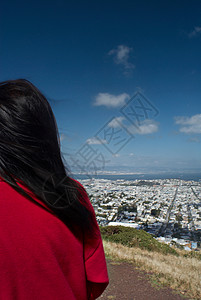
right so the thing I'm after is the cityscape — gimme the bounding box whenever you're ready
[79,178,201,251]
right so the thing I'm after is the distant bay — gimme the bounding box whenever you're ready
[72,172,201,182]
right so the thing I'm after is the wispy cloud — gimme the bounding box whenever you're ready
[128,119,159,135]
[175,114,201,134]
[108,45,135,74]
[86,137,107,144]
[93,92,129,108]
[108,116,125,128]
[188,136,200,143]
[188,26,201,38]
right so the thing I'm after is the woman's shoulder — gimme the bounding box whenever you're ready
[71,178,86,192]
[71,178,93,208]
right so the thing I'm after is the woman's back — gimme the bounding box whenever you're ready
[0,79,108,299]
[0,177,108,300]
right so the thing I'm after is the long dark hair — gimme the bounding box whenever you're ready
[0,79,93,233]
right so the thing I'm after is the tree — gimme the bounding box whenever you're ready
[151,209,160,217]
[176,214,183,222]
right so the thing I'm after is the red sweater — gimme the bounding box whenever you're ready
[0,177,109,299]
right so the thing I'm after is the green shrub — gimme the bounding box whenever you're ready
[151,209,160,217]
[100,225,178,256]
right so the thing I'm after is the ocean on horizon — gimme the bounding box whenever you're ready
[72,172,201,182]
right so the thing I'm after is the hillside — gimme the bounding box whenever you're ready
[100,225,178,255]
[100,226,201,300]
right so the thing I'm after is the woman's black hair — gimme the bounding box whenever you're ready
[0,79,94,233]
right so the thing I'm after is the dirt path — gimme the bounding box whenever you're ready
[99,259,190,300]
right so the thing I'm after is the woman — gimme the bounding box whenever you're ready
[0,79,109,299]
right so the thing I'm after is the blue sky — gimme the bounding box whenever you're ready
[1,0,201,174]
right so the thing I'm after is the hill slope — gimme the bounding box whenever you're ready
[100,226,201,300]
[100,225,177,255]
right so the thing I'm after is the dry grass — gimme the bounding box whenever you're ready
[103,240,201,300]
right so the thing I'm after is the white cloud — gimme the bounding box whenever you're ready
[108,45,135,72]
[188,26,201,38]
[129,153,134,156]
[175,114,201,134]
[86,137,107,144]
[108,116,125,128]
[128,119,159,135]
[93,92,130,108]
